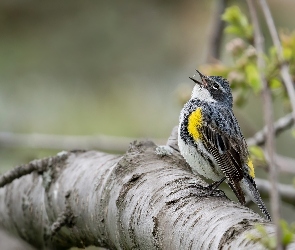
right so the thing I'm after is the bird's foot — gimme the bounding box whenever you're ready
[205,177,226,195]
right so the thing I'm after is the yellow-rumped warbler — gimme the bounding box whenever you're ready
[178,70,271,221]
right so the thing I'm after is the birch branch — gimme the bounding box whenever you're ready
[1,138,292,249]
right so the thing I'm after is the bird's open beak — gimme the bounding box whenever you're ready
[189,70,208,87]
[196,70,208,87]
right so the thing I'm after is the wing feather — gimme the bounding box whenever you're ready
[200,121,246,204]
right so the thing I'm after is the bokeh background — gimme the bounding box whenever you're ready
[0,0,295,246]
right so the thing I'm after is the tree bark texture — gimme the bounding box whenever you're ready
[0,136,294,249]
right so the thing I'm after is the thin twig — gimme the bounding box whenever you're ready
[259,0,295,122]
[50,191,76,237]
[206,0,228,63]
[0,153,68,188]
[247,0,282,248]
[247,113,293,146]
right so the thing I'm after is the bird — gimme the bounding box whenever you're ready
[178,70,271,221]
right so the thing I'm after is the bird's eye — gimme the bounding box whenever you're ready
[212,82,219,90]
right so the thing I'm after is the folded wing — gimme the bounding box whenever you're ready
[200,123,247,205]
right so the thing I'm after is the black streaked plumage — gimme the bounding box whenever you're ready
[178,70,271,221]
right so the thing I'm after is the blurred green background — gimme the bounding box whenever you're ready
[0,0,295,246]
[0,0,213,168]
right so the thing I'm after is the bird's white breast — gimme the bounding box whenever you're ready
[178,127,224,181]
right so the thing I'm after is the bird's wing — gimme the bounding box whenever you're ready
[200,121,247,205]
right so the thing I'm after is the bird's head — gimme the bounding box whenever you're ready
[189,70,233,108]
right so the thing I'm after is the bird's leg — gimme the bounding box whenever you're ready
[206,177,226,195]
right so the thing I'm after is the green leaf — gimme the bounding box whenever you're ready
[222,6,253,40]
[280,220,294,246]
[245,64,261,93]
[269,78,282,89]
[225,26,244,36]
[249,146,265,162]
[283,47,293,61]
[282,231,294,246]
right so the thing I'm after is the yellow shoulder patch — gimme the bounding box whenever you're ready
[187,107,203,140]
[247,158,255,178]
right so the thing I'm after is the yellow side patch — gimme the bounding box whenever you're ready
[247,158,255,178]
[188,107,203,140]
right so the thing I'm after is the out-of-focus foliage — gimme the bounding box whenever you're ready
[0,0,211,170]
[201,6,293,109]
[222,6,253,41]
[247,221,295,249]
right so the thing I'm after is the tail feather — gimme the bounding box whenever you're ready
[228,181,246,205]
[241,176,272,221]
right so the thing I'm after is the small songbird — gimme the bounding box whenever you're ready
[178,70,271,221]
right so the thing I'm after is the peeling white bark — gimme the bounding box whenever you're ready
[0,139,294,249]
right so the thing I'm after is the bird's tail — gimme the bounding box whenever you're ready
[241,176,272,221]
[228,181,246,205]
